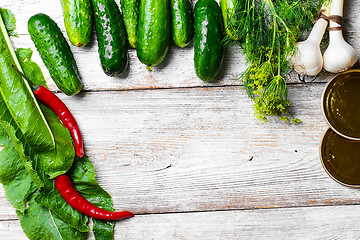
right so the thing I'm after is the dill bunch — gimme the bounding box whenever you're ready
[226,0,326,123]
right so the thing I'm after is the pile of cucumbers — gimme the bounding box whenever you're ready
[27,0,236,96]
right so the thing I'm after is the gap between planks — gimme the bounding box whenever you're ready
[65,81,329,94]
[2,202,360,221]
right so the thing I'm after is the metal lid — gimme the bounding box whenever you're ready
[321,69,360,140]
[320,128,360,187]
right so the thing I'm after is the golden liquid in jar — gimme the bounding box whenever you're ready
[323,70,360,139]
[321,128,360,186]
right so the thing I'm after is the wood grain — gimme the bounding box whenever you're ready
[1,84,360,219]
[1,0,360,239]
[1,205,360,239]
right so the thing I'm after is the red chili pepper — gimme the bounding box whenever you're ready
[11,64,84,158]
[55,174,134,220]
[34,85,84,158]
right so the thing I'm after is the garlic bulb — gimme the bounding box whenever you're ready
[323,0,359,73]
[291,4,330,76]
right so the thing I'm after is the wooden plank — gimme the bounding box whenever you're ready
[3,0,360,91]
[9,33,248,91]
[1,205,360,239]
[2,83,360,219]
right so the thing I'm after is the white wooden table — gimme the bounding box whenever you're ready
[1,0,360,239]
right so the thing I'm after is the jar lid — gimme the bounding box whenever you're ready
[320,128,360,187]
[321,69,360,140]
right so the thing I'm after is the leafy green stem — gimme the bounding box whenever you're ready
[0,11,55,149]
[49,209,65,240]
[277,38,281,76]
[268,15,277,62]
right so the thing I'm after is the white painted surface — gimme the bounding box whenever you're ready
[1,0,360,239]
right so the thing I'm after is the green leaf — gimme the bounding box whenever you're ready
[92,219,115,240]
[16,48,48,88]
[0,120,44,189]
[18,195,86,240]
[0,124,37,213]
[35,178,90,233]
[0,8,17,37]
[69,156,114,210]
[68,156,115,240]
[36,155,116,237]
[0,119,86,237]
[0,121,86,239]
[29,102,89,232]
[34,110,88,232]
[0,12,55,152]
[35,164,90,232]
[37,103,75,179]
[0,102,86,232]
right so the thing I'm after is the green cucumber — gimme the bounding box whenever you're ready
[220,0,239,40]
[28,14,83,96]
[137,0,170,67]
[120,0,140,49]
[91,0,128,76]
[170,0,194,48]
[194,0,224,82]
[61,0,93,47]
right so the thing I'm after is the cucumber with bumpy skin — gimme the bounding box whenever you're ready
[220,0,240,40]
[61,0,93,47]
[194,0,224,82]
[170,0,194,48]
[91,0,128,76]
[120,0,140,49]
[28,13,83,96]
[137,0,170,67]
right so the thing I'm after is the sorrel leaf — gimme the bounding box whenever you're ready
[68,156,115,240]
[16,48,48,87]
[0,106,88,232]
[0,104,87,232]
[0,119,44,189]
[0,12,55,152]
[34,111,89,232]
[37,104,75,179]
[0,8,17,37]
[36,155,116,236]
[0,123,37,213]
[35,176,90,233]
[18,196,86,240]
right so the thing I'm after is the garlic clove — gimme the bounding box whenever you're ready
[292,40,323,76]
[323,0,359,73]
[291,8,329,77]
[323,35,359,73]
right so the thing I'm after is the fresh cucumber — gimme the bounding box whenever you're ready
[137,0,170,67]
[61,0,93,47]
[220,0,239,40]
[194,0,224,82]
[170,0,194,48]
[91,0,128,76]
[120,0,140,49]
[28,13,83,96]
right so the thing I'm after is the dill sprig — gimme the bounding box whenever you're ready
[226,0,325,123]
